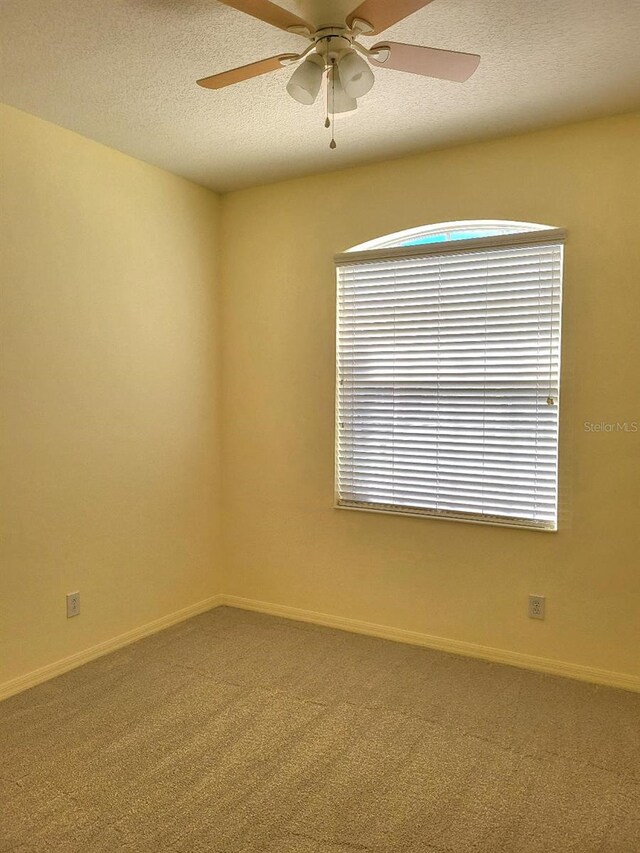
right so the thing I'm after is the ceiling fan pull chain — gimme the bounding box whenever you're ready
[323,55,331,129]
[330,59,337,149]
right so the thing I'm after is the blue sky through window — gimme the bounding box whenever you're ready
[347,221,555,253]
[404,230,496,246]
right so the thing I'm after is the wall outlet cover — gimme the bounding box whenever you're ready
[528,594,545,620]
[66,591,80,618]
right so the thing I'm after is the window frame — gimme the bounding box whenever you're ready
[334,224,566,531]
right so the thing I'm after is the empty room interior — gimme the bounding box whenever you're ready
[1,1,639,851]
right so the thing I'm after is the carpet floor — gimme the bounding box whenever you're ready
[1,607,639,852]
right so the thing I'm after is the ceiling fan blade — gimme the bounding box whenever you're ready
[217,1,313,34]
[346,0,436,35]
[197,54,297,89]
[370,42,480,82]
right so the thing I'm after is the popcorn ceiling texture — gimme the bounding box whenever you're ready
[1,0,640,190]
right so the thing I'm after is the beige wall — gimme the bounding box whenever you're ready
[219,113,640,680]
[2,106,638,692]
[1,105,222,685]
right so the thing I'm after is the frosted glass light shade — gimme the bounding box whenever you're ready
[338,50,375,98]
[327,67,357,114]
[286,55,325,105]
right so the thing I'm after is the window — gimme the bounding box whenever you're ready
[335,221,565,530]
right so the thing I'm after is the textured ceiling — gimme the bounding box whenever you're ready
[1,0,639,192]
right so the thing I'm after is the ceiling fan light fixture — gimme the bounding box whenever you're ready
[328,66,357,114]
[337,49,375,99]
[286,54,325,105]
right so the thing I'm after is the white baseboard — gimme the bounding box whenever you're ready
[0,594,224,702]
[3,592,637,700]
[219,594,640,694]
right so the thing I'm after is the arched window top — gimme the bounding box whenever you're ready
[347,220,555,252]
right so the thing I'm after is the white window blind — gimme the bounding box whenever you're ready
[335,230,564,530]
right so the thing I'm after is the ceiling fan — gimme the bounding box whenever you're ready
[197,1,480,146]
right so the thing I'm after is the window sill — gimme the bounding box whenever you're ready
[334,501,557,532]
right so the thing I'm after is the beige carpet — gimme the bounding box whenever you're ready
[1,607,639,852]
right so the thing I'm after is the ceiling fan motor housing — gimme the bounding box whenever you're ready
[314,30,353,62]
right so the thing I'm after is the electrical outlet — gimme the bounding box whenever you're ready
[528,594,545,620]
[66,591,80,618]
